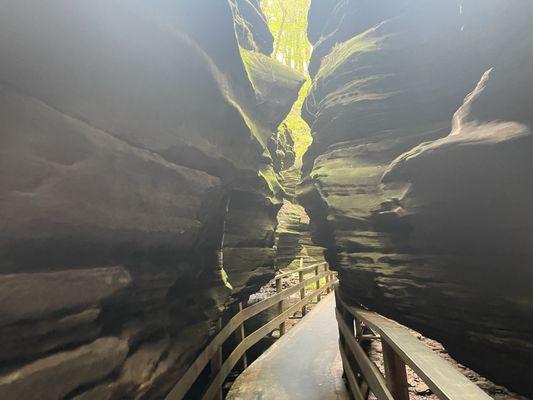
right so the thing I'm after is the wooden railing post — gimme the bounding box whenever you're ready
[235,302,248,370]
[334,289,344,347]
[315,264,321,301]
[276,277,285,336]
[355,318,363,340]
[335,287,354,345]
[335,288,370,400]
[169,268,338,400]
[325,264,332,294]
[210,317,223,400]
[298,264,306,317]
[382,341,409,400]
[324,264,331,294]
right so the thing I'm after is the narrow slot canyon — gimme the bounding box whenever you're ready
[0,1,532,400]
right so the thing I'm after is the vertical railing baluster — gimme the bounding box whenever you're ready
[383,341,410,400]
[298,261,306,317]
[335,287,361,396]
[324,265,329,294]
[355,318,363,341]
[276,277,285,336]
[315,264,321,301]
[235,302,248,370]
[210,317,223,400]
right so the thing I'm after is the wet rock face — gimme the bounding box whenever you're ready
[0,0,300,398]
[302,0,533,395]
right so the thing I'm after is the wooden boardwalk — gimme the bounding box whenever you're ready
[227,293,350,400]
[168,264,491,400]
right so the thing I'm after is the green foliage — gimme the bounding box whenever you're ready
[220,267,234,290]
[306,277,326,291]
[261,0,313,163]
[260,0,312,73]
[287,78,313,162]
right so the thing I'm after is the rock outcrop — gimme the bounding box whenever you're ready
[242,50,304,172]
[300,0,533,395]
[231,0,274,55]
[0,0,301,398]
[275,168,326,269]
[0,338,129,400]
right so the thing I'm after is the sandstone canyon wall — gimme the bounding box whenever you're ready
[300,0,533,395]
[0,1,302,398]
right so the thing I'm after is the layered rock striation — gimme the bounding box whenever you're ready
[0,1,302,398]
[275,168,326,270]
[300,0,533,395]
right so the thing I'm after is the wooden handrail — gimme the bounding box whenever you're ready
[336,307,394,400]
[275,261,327,280]
[339,344,366,400]
[334,285,492,400]
[166,260,337,400]
[202,279,336,400]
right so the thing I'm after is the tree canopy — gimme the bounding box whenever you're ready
[261,0,313,163]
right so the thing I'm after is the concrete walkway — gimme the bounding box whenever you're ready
[227,293,350,400]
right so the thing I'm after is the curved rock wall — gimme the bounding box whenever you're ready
[231,0,274,55]
[0,1,301,398]
[301,0,533,395]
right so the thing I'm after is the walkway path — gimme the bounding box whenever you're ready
[227,292,350,400]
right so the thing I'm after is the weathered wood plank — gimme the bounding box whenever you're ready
[210,318,223,400]
[201,281,337,400]
[335,288,492,400]
[275,262,327,280]
[298,270,306,317]
[382,341,409,400]
[166,270,331,399]
[339,342,366,400]
[315,264,321,301]
[354,308,492,400]
[235,302,248,370]
[276,277,286,336]
[335,309,394,400]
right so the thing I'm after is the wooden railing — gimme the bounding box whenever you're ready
[334,285,492,400]
[167,261,337,400]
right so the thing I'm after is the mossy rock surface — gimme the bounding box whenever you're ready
[242,49,306,131]
[301,0,533,395]
[0,1,302,397]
